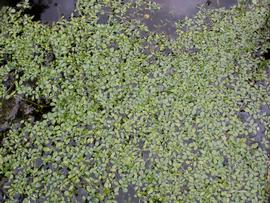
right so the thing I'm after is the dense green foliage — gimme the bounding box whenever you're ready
[0,0,269,202]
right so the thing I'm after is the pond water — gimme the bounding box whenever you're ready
[133,0,236,37]
[32,0,77,23]
[0,0,240,40]
[1,0,237,31]
[0,0,77,23]
[154,0,237,17]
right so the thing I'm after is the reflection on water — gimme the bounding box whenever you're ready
[141,0,238,36]
[156,0,238,17]
[155,0,206,17]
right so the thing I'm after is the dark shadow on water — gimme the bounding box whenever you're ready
[33,0,77,24]
[25,1,49,22]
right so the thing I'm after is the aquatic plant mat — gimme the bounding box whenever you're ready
[0,0,269,202]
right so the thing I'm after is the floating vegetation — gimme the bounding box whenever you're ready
[0,0,269,202]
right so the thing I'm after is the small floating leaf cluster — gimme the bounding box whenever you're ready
[0,0,269,202]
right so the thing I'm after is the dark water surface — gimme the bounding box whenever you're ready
[154,0,237,17]
[146,0,237,35]
[34,0,77,23]
[0,0,77,23]
[1,0,237,27]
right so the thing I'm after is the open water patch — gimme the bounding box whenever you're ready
[0,0,77,24]
[126,0,238,37]
[1,0,238,31]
